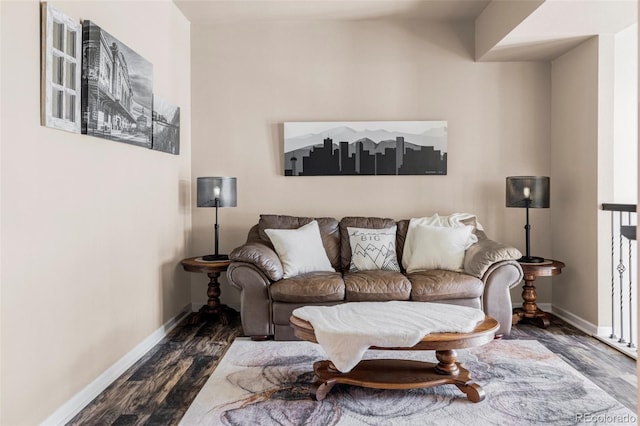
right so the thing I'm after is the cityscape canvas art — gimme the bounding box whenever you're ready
[81,21,153,148]
[152,95,180,155]
[284,121,447,176]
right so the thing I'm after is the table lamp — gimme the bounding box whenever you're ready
[197,177,237,261]
[506,176,550,263]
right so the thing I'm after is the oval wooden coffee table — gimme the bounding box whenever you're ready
[289,314,499,403]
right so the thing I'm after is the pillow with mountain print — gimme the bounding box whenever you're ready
[347,226,401,272]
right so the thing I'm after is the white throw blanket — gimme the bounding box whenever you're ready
[407,212,483,244]
[293,301,486,373]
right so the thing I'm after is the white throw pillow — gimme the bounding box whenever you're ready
[402,214,478,270]
[347,226,401,272]
[404,224,474,273]
[264,220,335,278]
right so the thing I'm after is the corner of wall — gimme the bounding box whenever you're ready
[474,0,545,61]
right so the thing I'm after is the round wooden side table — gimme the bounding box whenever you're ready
[513,259,565,329]
[181,257,236,324]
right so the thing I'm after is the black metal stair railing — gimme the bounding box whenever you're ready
[601,203,637,352]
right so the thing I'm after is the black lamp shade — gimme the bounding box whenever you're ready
[506,176,550,209]
[197,177,237,208]
[196,177,237,262]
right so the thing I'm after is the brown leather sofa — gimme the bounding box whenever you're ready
[228,215,524,340]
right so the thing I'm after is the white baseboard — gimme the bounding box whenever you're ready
[537,302,552,313]
[41,305,192,426]
[596,325,614,337]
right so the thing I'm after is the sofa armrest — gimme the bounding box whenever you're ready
[463,238,522,335]
[463,238,522,279]
[481,260,523,335]
[227,262,274,338]
[229,242,284,282]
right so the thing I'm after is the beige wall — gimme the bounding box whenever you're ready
[613,24,638,203]
[190,18,553,310]
[0,1,191,424]
[550,36,611,326]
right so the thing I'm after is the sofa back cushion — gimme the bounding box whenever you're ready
[246,224,262,243]
[258,214,341,271]
[339,217,397,271]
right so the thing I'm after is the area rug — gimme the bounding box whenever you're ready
[180,338,637,425]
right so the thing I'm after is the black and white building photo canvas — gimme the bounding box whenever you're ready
[81,21,153,148]
[284,121,447,176]
[152,95,180,155]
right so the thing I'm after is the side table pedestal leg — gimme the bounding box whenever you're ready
[513,276,551,329]
[200,271,235,325]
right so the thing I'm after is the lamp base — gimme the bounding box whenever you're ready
[518,255,546,264]
[202,254,229,261]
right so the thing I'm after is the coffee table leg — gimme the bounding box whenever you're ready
[435,349,459,375]
[435,350,486,403]
[455,381,486,403]
[310,377,337,401]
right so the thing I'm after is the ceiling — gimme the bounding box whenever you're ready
[480,0,638,61]
[174,0,637,61]
[174,0,491,23]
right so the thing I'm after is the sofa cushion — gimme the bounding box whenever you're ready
[270,271,345,303]
[258,215,341,270]
[347,226,401,272]
[344,270,411,301]
[340,217,397,271]
[408,270,484,301]
[272,301,343,326]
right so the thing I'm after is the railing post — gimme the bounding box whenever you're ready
[628,217,635,349]
[610,211,617,339]
[601,203,637,357]
[618,211,626,344]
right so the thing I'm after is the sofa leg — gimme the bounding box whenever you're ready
[251,335,269,341]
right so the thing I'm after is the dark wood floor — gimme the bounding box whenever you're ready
[505,317,637,412]
[68,313,637,425]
